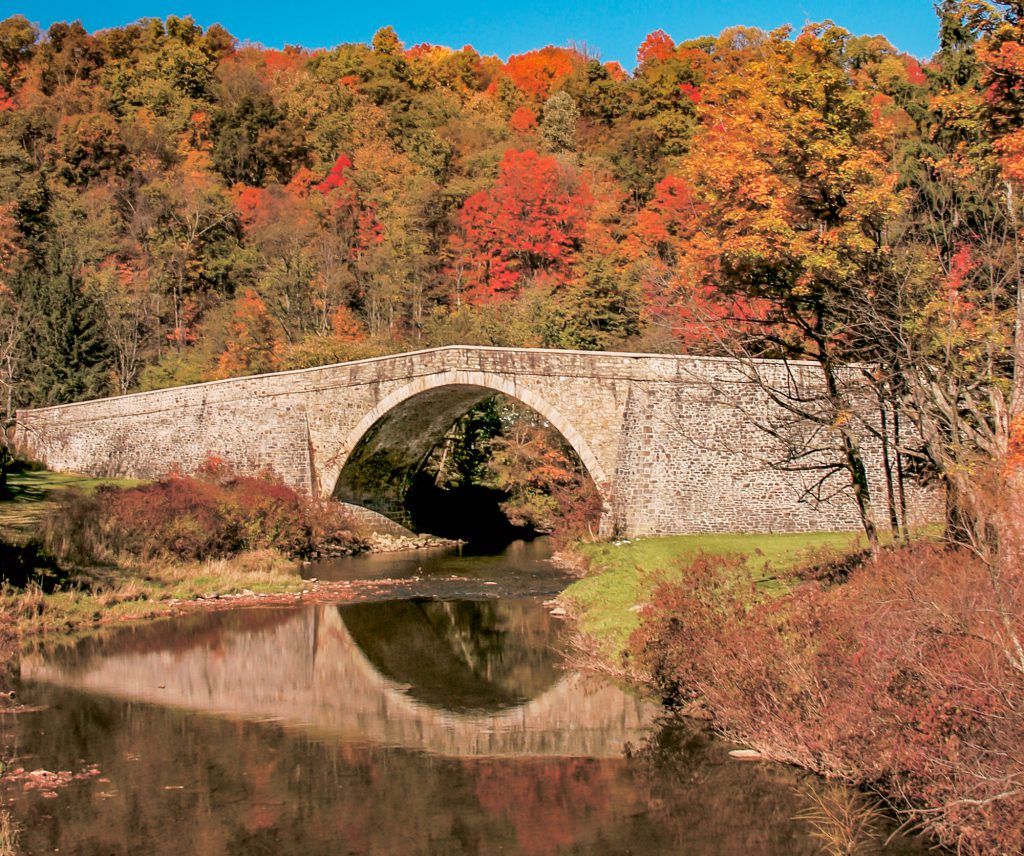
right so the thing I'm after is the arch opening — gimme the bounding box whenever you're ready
[332,383,604,545]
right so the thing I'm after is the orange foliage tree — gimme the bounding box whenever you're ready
[213,288,280,378]
[505,46,580,100]
[639,24,909,544]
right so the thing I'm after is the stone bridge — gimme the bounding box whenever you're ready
[14,345,931,536]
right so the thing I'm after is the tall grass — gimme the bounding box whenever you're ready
[0,808,20,856]
[794,784,884,856]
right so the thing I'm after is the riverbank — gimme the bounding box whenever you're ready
[0,467,457,670]
[1,551,490,640]
[559,530,1023,856]
[560,531,866,659]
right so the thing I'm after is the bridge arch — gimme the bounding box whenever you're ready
[322,369,609,529]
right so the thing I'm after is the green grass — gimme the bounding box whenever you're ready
[0,469,146,541]
[563,531,866,655]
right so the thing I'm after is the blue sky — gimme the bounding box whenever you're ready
[11,0,942,68]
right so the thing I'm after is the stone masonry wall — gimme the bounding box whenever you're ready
[14,345,939,537]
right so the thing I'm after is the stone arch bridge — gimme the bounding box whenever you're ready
[14,345,927,536]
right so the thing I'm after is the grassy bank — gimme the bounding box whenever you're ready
[2,548,306,640]
[0,469,146,542]
[563,530,864,655]
[0,466,355,647]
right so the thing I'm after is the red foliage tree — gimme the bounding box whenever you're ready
[636,29,676,69]
[315,153,382,249]
[316,153,354,196]
[509,105,538,132]
[449,149,592,302]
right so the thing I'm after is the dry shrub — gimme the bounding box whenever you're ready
[0,808,19,856]
[794,783,884,856]
[632,490,1024,855]
[99,579,152,607]
[38,491,104,566]
[43,460,360,564]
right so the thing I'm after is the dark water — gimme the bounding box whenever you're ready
[2,540,929,855]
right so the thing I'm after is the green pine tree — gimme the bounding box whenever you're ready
[18,248,111,406]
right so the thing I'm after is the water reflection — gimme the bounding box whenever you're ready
[340,599,563,712]
[26,599,656,757]
[3,540,933,855]
[0,694,930,856]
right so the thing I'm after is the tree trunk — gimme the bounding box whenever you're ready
[1014,269,1024,418]
[893,407,909,543]
[821,356,879,549]
[878,396,901,540]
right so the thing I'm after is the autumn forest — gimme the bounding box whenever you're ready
[4,8,1024,853]
[1,6,1024,526]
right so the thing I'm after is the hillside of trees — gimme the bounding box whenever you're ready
[1,5,1024,537]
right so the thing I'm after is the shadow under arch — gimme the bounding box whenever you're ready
[327,371,609,529]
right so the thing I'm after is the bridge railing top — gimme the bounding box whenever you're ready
[16,344,830,416]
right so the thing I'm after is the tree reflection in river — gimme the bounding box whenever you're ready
[0,687,932,856]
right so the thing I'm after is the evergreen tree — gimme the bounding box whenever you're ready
[544,261,642,350]
[18,249,111,405]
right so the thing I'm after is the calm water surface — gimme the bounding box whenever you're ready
[3,539,929,855]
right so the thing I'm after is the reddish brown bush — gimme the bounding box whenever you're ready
[99,475,240,560]
[632,536,1024,855]
[549,477,604,546]
[45,463,360,563]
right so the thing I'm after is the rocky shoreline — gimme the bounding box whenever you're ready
[314,531,462,558]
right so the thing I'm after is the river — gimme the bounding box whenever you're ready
[2,539,929,855]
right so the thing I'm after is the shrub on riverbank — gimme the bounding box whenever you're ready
[631,537,1024,855]
[42,462,364,564]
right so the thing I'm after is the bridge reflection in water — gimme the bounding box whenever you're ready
[25,599,658,758]
[11,598,935,856]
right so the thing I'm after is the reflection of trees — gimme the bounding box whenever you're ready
[4,689,932,856]
[338,598,562,712]
[0,689,622,856]
[426,600,508,681]
[631,721,820,853]
[472,758,617,856]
